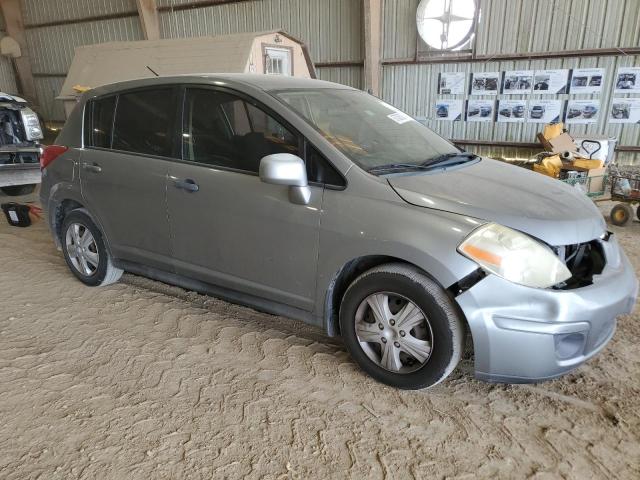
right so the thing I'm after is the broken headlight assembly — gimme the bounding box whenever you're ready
[457,222,571,289]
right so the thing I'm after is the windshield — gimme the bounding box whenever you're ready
[275,89,459,171]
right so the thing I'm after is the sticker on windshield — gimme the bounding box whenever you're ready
[387,111,413,124]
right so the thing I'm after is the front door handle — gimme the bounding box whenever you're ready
[82,162,102,173]
[173,178,199,192]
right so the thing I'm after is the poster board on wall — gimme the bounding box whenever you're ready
[570,68,605,94]
[438,72,466,94]
[434,100,463,121]
[610,97,640,124]
[470,72,500,95]
[565,99,600,124]
[502,70,533,94]
[527,99,563,124]
[533,69,570,94]
[497,100,527,123]
[466,100,495,122]
[614,67,640,93]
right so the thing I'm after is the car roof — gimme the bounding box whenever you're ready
[87,73,355,98]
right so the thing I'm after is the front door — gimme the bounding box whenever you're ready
[80,87,179,269]
[166,88,322,311]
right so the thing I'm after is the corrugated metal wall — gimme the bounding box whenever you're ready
[18,0,363,122]
[0,9,19,95]
[13,0,639,164]
[21,0,143,120]
[382,0,640,164]
[158,0,363,64]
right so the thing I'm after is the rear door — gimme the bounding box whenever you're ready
[166,87,325,311]
[80,87,179,270]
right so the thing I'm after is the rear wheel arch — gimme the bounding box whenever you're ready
[60,209,123,286]
[52,199,84,248]
[52,200,114,257]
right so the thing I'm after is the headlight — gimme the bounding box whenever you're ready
[457,223,571,288]
[19,108,43,140]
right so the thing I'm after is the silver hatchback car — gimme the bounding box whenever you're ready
[40,75,637,389]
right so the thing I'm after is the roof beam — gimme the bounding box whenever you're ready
[0,0,37,103]
[136,0,160,41]
[363,0,382,95]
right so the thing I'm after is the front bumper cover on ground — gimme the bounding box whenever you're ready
[456,236,638,383]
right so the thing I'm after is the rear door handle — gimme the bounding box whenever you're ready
[82,162,102,173]
[173,178,199,192]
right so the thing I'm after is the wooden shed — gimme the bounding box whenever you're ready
[57,30,316,117]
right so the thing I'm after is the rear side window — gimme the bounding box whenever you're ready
[112,88,178,157]
[86,96,116,148]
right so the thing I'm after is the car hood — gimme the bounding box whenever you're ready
[388,158,606,246]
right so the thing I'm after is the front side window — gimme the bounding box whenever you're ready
[276,89,458,172]
[112,88,178,157]
[86,96,116,148]
[182,89,299,173]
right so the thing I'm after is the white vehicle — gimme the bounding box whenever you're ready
[0,92,43,196]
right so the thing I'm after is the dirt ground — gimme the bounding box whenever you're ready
[1,192,639,480]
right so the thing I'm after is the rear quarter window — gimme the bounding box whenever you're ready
[85,96,116,148]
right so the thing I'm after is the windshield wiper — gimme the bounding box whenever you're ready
[421,152,478,168]
[367,153,478,175]
[366,163,435,174]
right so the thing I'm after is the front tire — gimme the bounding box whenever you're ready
[339,263,464,390]
[61,209,123,286]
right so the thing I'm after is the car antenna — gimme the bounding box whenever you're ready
[146,65,159,77]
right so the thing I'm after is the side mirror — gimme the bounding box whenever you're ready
[259,153,311,205]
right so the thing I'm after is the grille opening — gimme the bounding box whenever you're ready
[553,240,605,290]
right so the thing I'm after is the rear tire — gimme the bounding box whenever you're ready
[339,263,464,390]
[61,209,123,286]
[1,184,36,196]
[610,203,633,226]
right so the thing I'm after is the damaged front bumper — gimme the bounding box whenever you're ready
[456,235,638,383]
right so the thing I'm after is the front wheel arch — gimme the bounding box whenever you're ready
[338,262,466,388]
[325,256,464,337]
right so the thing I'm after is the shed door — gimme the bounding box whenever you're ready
[264,46,292,76]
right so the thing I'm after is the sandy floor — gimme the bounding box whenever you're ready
[1,192,639,479]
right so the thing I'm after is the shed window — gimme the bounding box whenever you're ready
[264,47,292,76]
